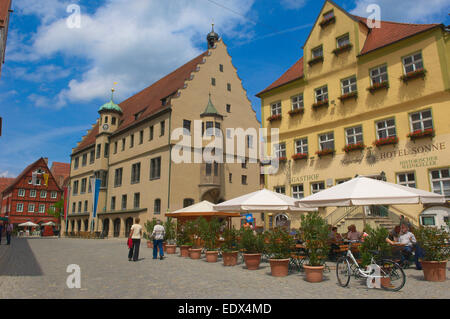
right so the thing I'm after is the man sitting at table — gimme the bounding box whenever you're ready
[328,226,342,260]
[346,224,361,242]
[399,224,424,270]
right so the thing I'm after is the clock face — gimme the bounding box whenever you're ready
[103,124,109,130]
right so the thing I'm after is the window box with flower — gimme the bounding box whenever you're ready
[407,128,434,140]
[307,56,324,66]
[332,43,353,55]
[267,114,282,122]
[343,142,365,153]
[367,81,389,94]
[373,136,398,147]
[316,149,335,157]
[400,68,427,83]
[338,91,358,102]
[312,99,329,109]
[292,153,308,160]
[319,15,336,28]
[288,108,304,116]
[278,157,287,162]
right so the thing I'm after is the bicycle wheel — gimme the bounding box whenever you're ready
[378,259,406,291]
[336,257,351,287]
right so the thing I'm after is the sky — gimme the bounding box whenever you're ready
[0,0,449,177]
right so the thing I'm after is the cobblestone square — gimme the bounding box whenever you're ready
[0,238,449,299]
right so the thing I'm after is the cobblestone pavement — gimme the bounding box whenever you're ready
[0,238,448,299]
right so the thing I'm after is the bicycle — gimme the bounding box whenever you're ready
[336,242,406,291]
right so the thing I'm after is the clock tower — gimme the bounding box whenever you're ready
[98,88,123,134]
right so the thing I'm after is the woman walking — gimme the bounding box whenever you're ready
[128,217,142,262]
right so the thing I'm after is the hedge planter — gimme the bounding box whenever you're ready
[222,251,239,266]
[180,245,192,257]
[243,253,262,270]
[205,251,219,263]
[166,244,177,254]
[269,259,290,277]
[189,248,202,260]
[303,265,325,283]
[421,261,447,282]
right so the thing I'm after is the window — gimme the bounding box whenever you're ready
[311,182,325,194]
[421,216,435,226]
[154,199,161,214]
[183,120,191,135]
[50,191,57,199]
[341,76,357,95]
[112,117,116,125]
[271,101,281,116]
[319,132,334,151]
[291,94,304,110]
[36,179,41,186]
[247,135,253,149]
[150,157,161,180]
[134,193,140,209]
[114,168,123,187]
[219,64,223,72]
[18,189,25,197]
[292,184,304,199]
[337,34,350,48]
[160,121,165,136]
[72,203,76,213]
[104,143,109,157]
[226,104,231,113]
[88,176,92,193]
[78,201,81,213]
[74,157,79,169]
[28,203,35,213]
[241,175,247,185]
[214,162,219,176]
[211,78,216,86]
[97,170,108,188]
[410,109,433,132]
[84,200,88,212]
[122,138,126,151]
[39,204,45,213]
[397,172,416,188]
[205,121,214,136]
[345,126,363,145]
[114,141,118,154]
[105,116,108,124]
[323,10,334,19]
[229,173,232,183]
[376,118,396,139]
[16,203,23,213]
[149,126,154,140]
[275,142,286,158]
[315,86,328,102]
[90,150,95,164]
[81,178,87,193]
[130,134,134,148]
[205,163,212,176]
[139,130,144,144]
[183,198,194,208]
[274,186,285,194]
[73,181,79,195]
[121,195,127,210]
[111,196,116,211]
[82,154,87,166]
[131,163,141,184]
[403,52,423,74]
[295,138,308,154]
[430,168,450,198]
[96,144,101,159]
[370,65,388,84]
[227,83,231,91]
[312,45,323,58]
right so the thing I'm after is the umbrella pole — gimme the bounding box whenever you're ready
[362,206,366,229]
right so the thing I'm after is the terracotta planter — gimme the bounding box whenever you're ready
[243,253,262,270]
[269,259,290,277]
[147,240,153,248]
[205,251,219,263]
[180,245,191,257]
[421,260,447,282]
[189,248,202,260]
[380,277,391,288]
[166,244,176,254]
[303,265,325,283]
[222,251,239,266]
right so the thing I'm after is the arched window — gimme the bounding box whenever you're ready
[154,199,161,214]
[183,198,194,208]
[275,214,290,230]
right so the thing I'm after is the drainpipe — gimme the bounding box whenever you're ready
[167,109,172,213]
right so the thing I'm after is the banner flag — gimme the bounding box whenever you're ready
[32,171,37,185]
[43,173,49,186]
[91,178,101,219]
[63,186,70,232]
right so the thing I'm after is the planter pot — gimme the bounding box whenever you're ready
[166,244,176,254]
[269,259,290,277]
[243,253,262,270]
[303,265,325,283]
[163,242,167,252]
[147,240,153,248]
[180,245,191,257]
[421,260,447,282]
[380,277,391,288]
[205,251,219,263]
[189,248,202,260]
[222,251,239,266]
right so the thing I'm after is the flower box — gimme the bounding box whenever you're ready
[338,91,358,102]
[308,56,324,66]
[316,149,335,157]
[312,99,329,109]
[288,108,304,116]
[278,157,287,162]
[343,142,365,153]
[367,81,389,94]
[319,16,336,28]
[292,153,308,160]
[407,128,434,140]
[373,136,398,147]
[267,114,282,122]
[400,68,427,82]
[332,43,353,55]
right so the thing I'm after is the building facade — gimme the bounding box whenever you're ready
[257,0,450,231]
[0,157,62,227]
[64,29,261,238]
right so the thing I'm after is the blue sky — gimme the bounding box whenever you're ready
[0,0,449,177]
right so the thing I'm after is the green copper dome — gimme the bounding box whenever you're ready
[201,94,222,118]
[98,99,123,114]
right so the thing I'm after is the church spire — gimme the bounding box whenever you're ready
[207,23,219,49]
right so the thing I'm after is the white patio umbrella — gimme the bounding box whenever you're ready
[40,221,56,226]
[18,221,39,227]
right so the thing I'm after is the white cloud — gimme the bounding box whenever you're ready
[351,0,450,23]
[0,171,15,178]
[11,65,71,83]
[280,0,307,10]
[10,0,255,107]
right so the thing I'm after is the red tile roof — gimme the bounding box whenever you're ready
[0,0,11,28]
[50,162,70,187]
[73,50,209,153]
[0,177,14,194]
[1,158,43,195]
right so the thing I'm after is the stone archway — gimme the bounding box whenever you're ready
[275,213,290,231]
[125,217,133,237]
[113,218,121,237]
[84,219,89,231]
[77,220,81,232]
[103,219,110,237]
[201,188,221,204]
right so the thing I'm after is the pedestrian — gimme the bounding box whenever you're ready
[152,220,165,260]
[5,221,13,245]
[128,217,142,262]
[0,221,3,245]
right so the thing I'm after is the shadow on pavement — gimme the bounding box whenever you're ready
[0,238,43,276]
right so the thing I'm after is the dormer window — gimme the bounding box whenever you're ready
[320,10,335,28]
[323,10,334,20]
[134,110,144,121]
[161,98,167,106]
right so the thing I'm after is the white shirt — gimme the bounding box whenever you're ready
[398,231,416,247]
[152,224,165,240]
[130,224,142,239]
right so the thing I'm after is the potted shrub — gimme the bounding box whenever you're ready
[144,218,158,248]
[222,227,239,266]
[187,218,203,260]
[415,226,449,282]
[239,228,265,270]
[199,217,224,263]
[176,223,192,257]
[164,217,177,254]
[300,212,329,282]
[267,227,294,277]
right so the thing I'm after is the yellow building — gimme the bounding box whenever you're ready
[257,0,450,232]
[64,28,261,238]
